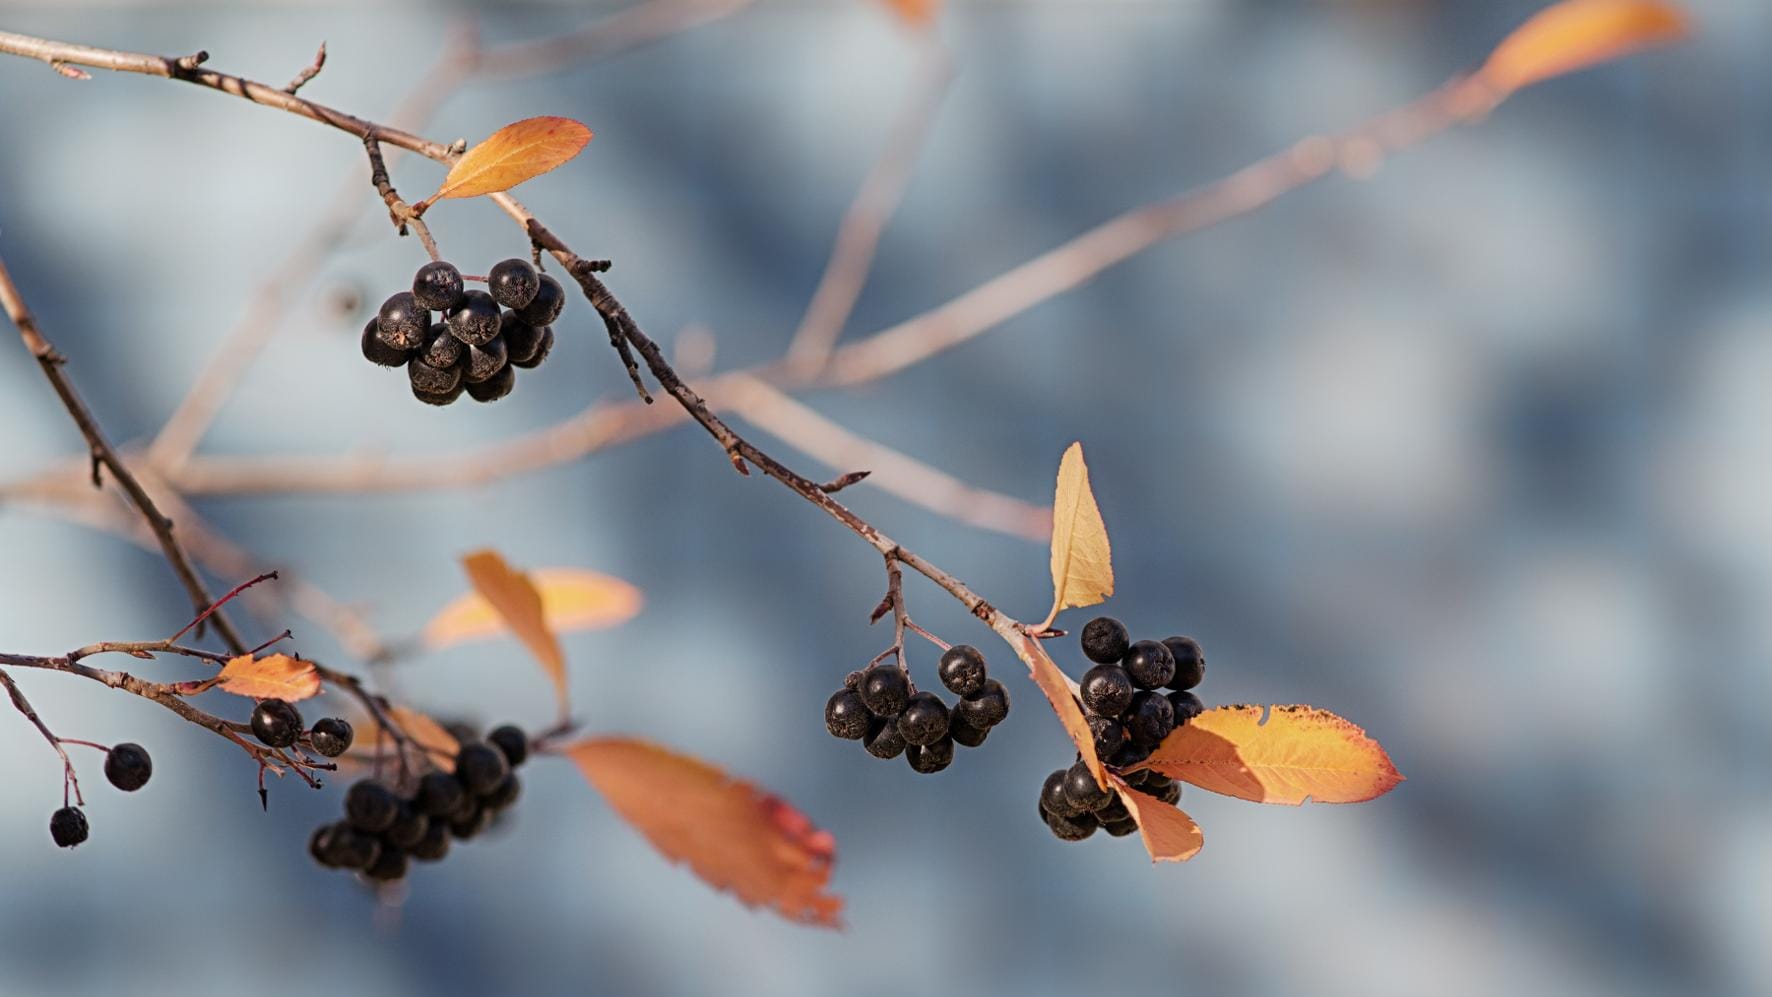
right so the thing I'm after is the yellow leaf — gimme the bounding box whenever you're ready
[1139,704,1404,805]
[878,0,941,26]
[565,736,843,928]
[1042,442,1113,630]
[214,653,320,702]
[1481,0,1690,95]
[458,550,569,716]
[429,116,592,202]
[1110,772,1204,863]
[423,568,642,648]
[996,623,1106,790]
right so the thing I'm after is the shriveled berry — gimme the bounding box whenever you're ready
[322,824,381,870]
[361,319,410,367]
[501,312,547,364]
[948,717,989,748]
[1045,808,1098,842]
[345,780,400,833]
[937,645,988,697]
[1125,690,1176,747]
[483,774,522,810]
[49,806,88,848]
[1102,817,1139,837]
[1164,636,1205,691]
[463,336,507,383]
[488,258,540,310]
[896,691,951,746]
[1061,760,1113,812]
[516,274,565,326]
[421,325,464,369]
[863,717,907,760]
[1167,690,1204,725]
[377,291,430,351]
[465,364,516,403]
[409,820,450,862]
[412,261,465,311]
[251,698,303,748]
[413,772,467,818]
[1041,769,1086,818]
[309,718,353,758]
[488,725,529,767]
[1124,639,1175,690]
[858,665,911,717]
[408,355,462,398]
[906,736,954,774]
[1087,714,1125,758]
[824,689,871,740]
[456,743,511,797]
[445,289,501,346]
[363,846,409,881]
[510,326,554,369]
[1080,664,1134,718]
[956,679,1009,729]
[104,742,152,792]
[1081,616,1130,664]
[385,803,430,849]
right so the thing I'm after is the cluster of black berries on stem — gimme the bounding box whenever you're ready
[361,258,564,405]
[824,645,1009,774]
[309,724,529,883]
[47,741,153,849]
[1037,617,1208,843]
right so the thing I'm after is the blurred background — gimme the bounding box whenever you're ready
[0,1,1764,994]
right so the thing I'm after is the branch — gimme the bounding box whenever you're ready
[364,131,441,260]
[0,668,86,806]
[281,41,325,94]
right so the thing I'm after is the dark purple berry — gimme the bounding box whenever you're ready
[488,258,540,310]
[363,845,409,881]
[408,355,462,398]
[1167,690,1204,726]
[413,772,467,818]
[413,378,466,406]
[1102,817,1139,837]
[104,742,151,792]
[1163,636,1205,691]
[956,679,1009,729]
[449,800,491,839]
[1080,664,1134,718]
[1125,690,1176,747]
[1095,793,1130,822]
[385,803,430,849]
[1087,714,1125,757]
[937,645,987,697]
[482,774,522,811]
[463,336,507,383]
[948,717,988,748]
[1081,616,1130,664]
[376,291,430,351]
[321,823,380,869]
[412,261,464,312]
[445,289,501,346]
[516,274,564,326]
[422,324,464,369]
[1045,808,1097,842]
[250,698,303,748]
[488,725,528,767]
[843,670,864,690]
[345,780,400,833]
[1041,769,1085,818]
[510,326,554,369]
[409,821,450,862]
[49,806,88,848]
[361,319,410,367]
[1107,740,1151,769]
[896,692,950,746]
[825,689,871,740]
[1123,639,1175,690]
[1141,775,1182,806]
[501,311,547,364]
[858,665,911,717]
[1061,760,1113,812]
[310,718,353,758]
[309,824,340,867]
[465,364,516,403]
[863,717,907,760]
[906,736,954,774]
[456,743,511,797]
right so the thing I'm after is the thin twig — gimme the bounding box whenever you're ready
[0,668,86,806]
[282,41,326,94]
[364,132,440,261]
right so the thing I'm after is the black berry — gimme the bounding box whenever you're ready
[937,645,988,697]
[345,780,401,833]
[896,691,950,746]
[863,717,908,760]
[412,261,465,312]
[1095,793,1130,822]
[408,355,463,398]
[409,820,451,862]
[445,289,501,346]
[1102,817,1139,837]
[1163,636,1205,691]
[104,742,152,792]
[858,665,911,717]
[1080,664,1134,718]
[413,772,467,818]
[449,801,490,839]
[309,717,354,758]
[463,336,507,383]
[1041,768,1086,818]
[948,717,989,748]
[488,258,540,310]
[1142,775,1181,806]
[906,736,954,774]
[421,325,464,370]
[824,689,871,740]
[49,806,88,848]
[1166,690,1204,725]
[361,319,410,367]
[456,743,511,797]
[1060,760,1113,812]
[482,774,522,811]
[465,363,516,403]
[1123,639,1175,690]
[1080,616,1130,664]
[376,291,430,351]
[501,312,547,365]
[1107,740,1151,769]
[516,274,565,326]
[1125,690,1175,747]
[488,725,529,767]
[955,679,1010,729]
[1045,808,1098,842]
[1086,714,1125,758]
[250,698,303,748]
[510,326,554,369]
[321,823,381,870]
[309,824,340,867]
[385,802,430,849]
[413,378,466,406]
[363,845,409,881]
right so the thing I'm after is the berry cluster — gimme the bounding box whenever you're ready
[823,645,1009,774]
[47,741,153,849]
[1036,618,1209,843]
[308,724,529,883]
[361,258,564,405]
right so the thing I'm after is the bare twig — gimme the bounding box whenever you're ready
[364,131,441,260]
[282,41,326,94]
[0,668,86,806]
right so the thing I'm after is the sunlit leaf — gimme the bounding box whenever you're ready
[214,653,319,702]
[429,116,592,202]
[1110,772,1204,863]
[459,549,569,716]
[878,0,941,26]
[1481,0,1690,95]
[423,568,642,648]
[1139,705,1404,806]
[564,736,842,928]
[1042,442,1113,630]
[997,623,1105,790]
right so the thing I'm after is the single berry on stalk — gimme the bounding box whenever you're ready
[501,312,547,364]
[344,780,400,833]
[376,291,430,351]
[361,319,410,367]
[465,364,516,403]
[414,772,467,818]
[896,691,951,746]
[1080,616,1130,664]
[456,743,511,797]
[1080,664,1134,718]
[906,736,954,774]
[488,725,529,767]
[1166,690,1204,725]
[937,645,988,697]
[825,689,871,740]
[1163,636,1205,691]
[412,260,465,311]
[955,679,1010,729]
[510,326,554,369]
[1041,769,1086,818]
[49,806,88,848]
[104,742,152,792]
[445,289,502,346]
[858,664,911,718]
[488,258,541,310]
[516,274,565,326]
[309,717,354,758]
[250,698,304,748]
[1125,690,1176,747]
[1060,760,1113,812]
[863,717,908,760]
[1123,639,1175,690]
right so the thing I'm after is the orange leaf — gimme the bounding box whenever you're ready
[429,116,592,202]
[214,653,320,702]
[1140,705,1404,805]
[996,623,1105,790]
[1480,0,1690,95]
[346,703,460,772]
[1042,442,1113,631]
[423,568,642,648]
[878,0,941,26]
[1109,773,1204,863]
[564,736,842,928]
[459,550,568,716]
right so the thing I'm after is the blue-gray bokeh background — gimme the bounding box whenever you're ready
[1,1,1766,994]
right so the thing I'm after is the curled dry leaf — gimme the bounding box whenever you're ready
[1138,705,1404,806]
[423,567,642,648]
[1480,0,1690,95]
[457,549,569,717]
[428,116,592,202]
[996,622,1105,790]
[1042,442,1113,631]
[1109,772,1204,863]
[214,653,320,702]
[564,737,842,928]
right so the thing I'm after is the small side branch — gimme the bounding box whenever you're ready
[282,41,326,94]
[0,668,85,806]
[364,132,440,261]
